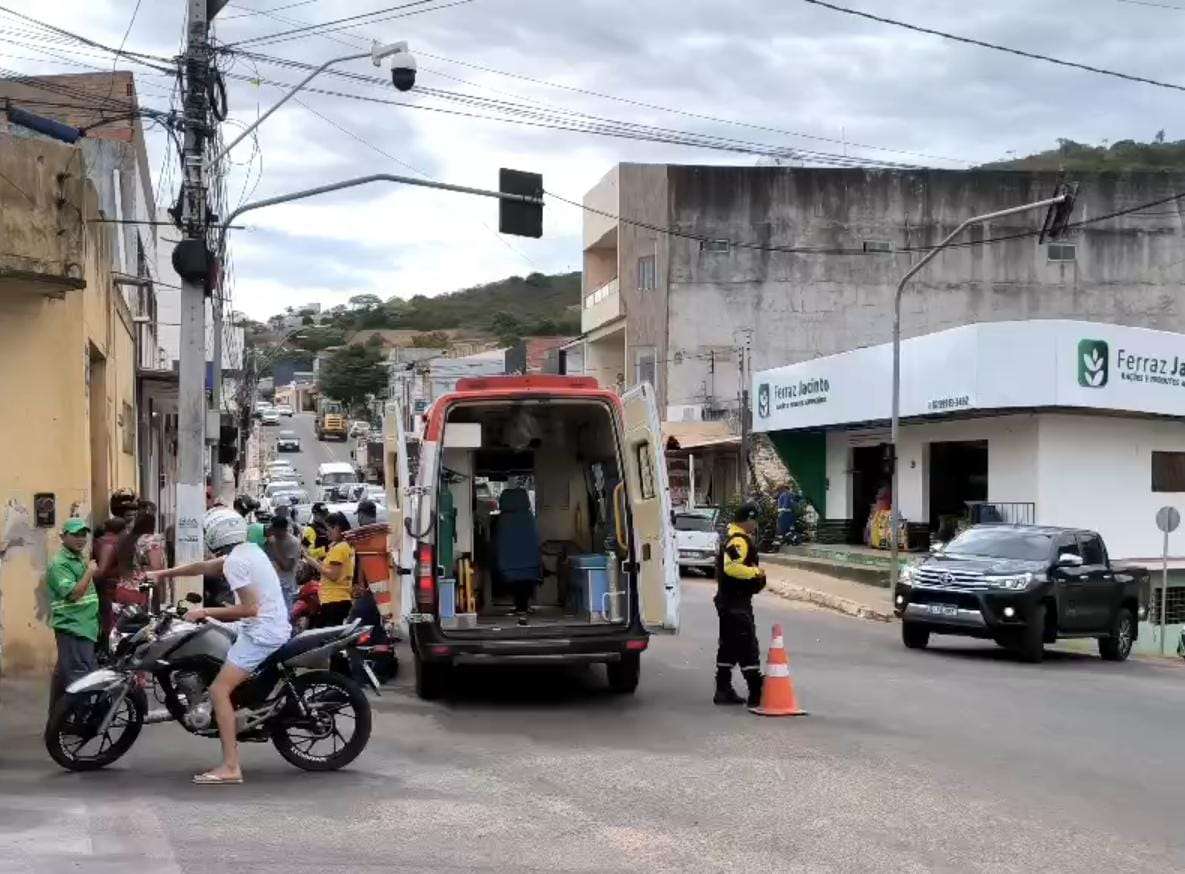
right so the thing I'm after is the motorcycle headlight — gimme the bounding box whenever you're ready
[983,573,1036,590]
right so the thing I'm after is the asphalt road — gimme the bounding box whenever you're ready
[3,578,1184,873]
[257,411,356,502]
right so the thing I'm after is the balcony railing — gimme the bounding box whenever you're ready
[584,276,619,309]
[581,277,622,333]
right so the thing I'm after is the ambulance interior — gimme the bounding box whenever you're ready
[437,401,629,629]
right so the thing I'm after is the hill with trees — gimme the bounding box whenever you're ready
[982,134,1185,172]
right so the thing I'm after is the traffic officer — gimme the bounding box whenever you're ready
[714,502,766,706]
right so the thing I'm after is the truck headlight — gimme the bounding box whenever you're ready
[898,565,915,586]
[983,573,1036,590]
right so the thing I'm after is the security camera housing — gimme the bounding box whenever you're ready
[389,49,417,92]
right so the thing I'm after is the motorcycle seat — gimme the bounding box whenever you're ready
[270,621,360,667]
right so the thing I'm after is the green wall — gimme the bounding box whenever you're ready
[768,430,827,515]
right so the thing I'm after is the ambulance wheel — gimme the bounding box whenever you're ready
[607,653,640,694]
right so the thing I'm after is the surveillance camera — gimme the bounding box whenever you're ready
[389,49,417,92]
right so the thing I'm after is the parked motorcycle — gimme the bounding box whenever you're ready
[45,597,373,773]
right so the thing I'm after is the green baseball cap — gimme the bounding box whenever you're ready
[62,518,90,535]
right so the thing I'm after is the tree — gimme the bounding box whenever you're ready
[490,312,523,347]
[300,314,314,326]
[349,293,382,310]
[317,344,387,412]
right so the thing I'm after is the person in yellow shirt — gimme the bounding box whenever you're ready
[301,511,355,627]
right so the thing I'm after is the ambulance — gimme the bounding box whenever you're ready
[383,375,679,699]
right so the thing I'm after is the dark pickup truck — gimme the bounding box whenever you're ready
[894,525,1150,662]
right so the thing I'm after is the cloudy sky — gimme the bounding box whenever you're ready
[2,0,1181,319]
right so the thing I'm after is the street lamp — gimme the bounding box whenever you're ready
[211,40,417,166]
[888,192,1074,603]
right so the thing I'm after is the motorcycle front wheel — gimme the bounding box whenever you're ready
[270,669,372,772]
[45,686,145,771]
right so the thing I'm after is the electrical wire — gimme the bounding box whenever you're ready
[223,0,322,20]
[0,6,176,72]
[216,61,919,169]
[1116,0,1185,9]
[801,0,1185,93]
[103,0,145,108]
[416,52,970,168]
[221,0,472,49]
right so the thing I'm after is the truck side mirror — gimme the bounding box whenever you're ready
[1057,553,1084,568]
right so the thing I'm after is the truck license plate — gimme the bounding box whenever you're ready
[928,604,958,617]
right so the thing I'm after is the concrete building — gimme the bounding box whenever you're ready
[570,163,1185,420]
[754,319,1185,654]
[0,132,140,675]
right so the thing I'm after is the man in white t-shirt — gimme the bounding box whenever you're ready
[148,507,291,785]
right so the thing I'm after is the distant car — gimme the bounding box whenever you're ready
[349,420,372,439]
[261,409,280,426]
[275,404,294,417]
[675,509,720,574]
[276,430,301,452]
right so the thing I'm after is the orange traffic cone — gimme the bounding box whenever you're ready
[750,623,807,717]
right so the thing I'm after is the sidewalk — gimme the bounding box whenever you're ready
[760,555,895,622]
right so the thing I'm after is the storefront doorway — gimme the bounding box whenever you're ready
[851,443,891,543]
[928,440,988,539]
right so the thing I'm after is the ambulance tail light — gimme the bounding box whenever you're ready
[415,542,436,609]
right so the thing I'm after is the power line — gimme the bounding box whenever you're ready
[801,0,1185,93]
[103,0,145,107]
[417,52,969,167]
[0,6,176,71]
[221,0,472,48]
[218,59,918,169]
[1117,0,1185,9]
[223,0,322,20]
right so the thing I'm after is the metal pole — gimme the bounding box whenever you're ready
[1162,530,1169,655]
[889,195,1066,606]
[209,50,372,166]
[689,453,696,510]
[210,292,223,489]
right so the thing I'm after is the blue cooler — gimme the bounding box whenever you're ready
[568,554,610,621]
[438,578,456,624]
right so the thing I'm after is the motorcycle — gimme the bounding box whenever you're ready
[45,596,374,773]
[291,581,399,686]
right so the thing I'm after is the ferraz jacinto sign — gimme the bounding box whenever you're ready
[753,320,1185,433]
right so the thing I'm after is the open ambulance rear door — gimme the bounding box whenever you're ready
[383,400,414,630]
[621,383,680,632]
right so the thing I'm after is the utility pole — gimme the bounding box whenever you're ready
[210,292,223,481]
[172,0,214,602]
[737,330,754,492]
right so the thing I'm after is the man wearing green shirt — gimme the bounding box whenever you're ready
[47,518,100,708]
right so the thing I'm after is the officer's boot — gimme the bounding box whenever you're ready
[743,668,764,709]
[713,667,744,705]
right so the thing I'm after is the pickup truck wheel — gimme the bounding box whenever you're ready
[1098,608,1135,662]
[1014,604,1046,663]
[902,622,930,650]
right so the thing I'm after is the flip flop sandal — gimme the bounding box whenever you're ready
[193,772,244,785]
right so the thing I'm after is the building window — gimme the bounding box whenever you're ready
[637,255,656,291]
[636,441,656,499]
[703,239,731,254]
[1152,451,1185,492]
[863,240,893,254]
[634,346,657,391]
[1047,243,1076,262]
[1149,585,1185,625]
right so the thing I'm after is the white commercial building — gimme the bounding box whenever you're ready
[754,320,1185,565]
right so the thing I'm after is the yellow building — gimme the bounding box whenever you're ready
[0,132,139,675]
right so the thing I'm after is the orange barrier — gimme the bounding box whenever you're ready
[750,623,807,717]
[345,523,392,611]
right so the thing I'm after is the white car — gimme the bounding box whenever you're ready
[275,430,301,452]
[261,409,280,426]
[348,420,372,439]
[275,404,294,417]
[675,509,720,574]
[264,462,300,482]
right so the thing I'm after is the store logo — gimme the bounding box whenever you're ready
[757,383,770,418]
[1078,339,1109,388]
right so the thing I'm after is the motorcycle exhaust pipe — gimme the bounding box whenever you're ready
[144,708,174,725]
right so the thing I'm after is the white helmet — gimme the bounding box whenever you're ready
[204,507,247,554]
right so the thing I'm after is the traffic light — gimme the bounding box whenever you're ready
[1039,182,1078,243]
[499,168,544,239]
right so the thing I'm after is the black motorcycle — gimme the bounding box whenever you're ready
[45,598,373,773]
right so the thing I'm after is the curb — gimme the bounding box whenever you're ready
[764,578,895,623]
